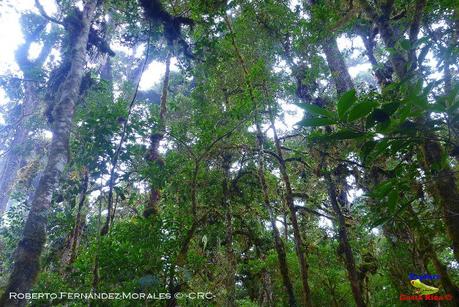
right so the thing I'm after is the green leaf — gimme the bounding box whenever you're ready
[367,139,389,162]
[297,117,336,127]
[347,102,377,121]
[360,140,377,162]
[371,215,392,228]
[372,179,394,198]
[310,129,364,143]
[337,89,357,120]
[387,190,399,211]
[399,39,411,51]
[381,102,400,116]
[299,103,335,118]
[331,129,365,140]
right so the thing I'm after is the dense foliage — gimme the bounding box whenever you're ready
[0,0,458,306]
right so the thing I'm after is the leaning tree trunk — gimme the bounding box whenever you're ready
[0,2,97,306]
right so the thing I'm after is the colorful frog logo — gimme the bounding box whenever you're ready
[410,279,439,295]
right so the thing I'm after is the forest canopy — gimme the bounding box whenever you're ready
[0,0,458,306]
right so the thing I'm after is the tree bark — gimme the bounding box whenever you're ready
[268,112,313,307]
[223,15,299,307]
[65,168,89,266]
[222,154,236,307]
[322,37,354,95]
[144,53,171,218]
[324,172,366,307]
[0,1,97,305]
[0,24,53,216]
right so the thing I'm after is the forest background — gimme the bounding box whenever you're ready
[0,0,458,306]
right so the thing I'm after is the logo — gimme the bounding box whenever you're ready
[399,274,454,301]
[410,279,439,295]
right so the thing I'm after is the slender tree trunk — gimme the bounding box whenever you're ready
[312,14,366,304]
[144,53,171,218]
[268,113,313,307]
[60,168,89,268]
[324,172,366,307]
[89,185,104,307]
[0,2,97,305]
[224,15,299,306]
[256,131,298,307]
[69,169,89,265]
[166,160,201,307]
[100,40,150,235]
[222,154,236,307]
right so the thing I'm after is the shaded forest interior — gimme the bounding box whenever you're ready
[0,0,458,306]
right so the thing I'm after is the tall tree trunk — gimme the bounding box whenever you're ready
[0,124,29,216]
[100,41,151,235]
[166,160,201,307]
[222,154,236,307]
[0,24,53,216]
[358,29,433,295]
[144,53,171,218]
[0,1,98,305]
[313,14,366,304]
[256,130,298,307]
[61,168,89,269]
[223,15,299,307]
[268,111,313,307]
[324,171,366,307]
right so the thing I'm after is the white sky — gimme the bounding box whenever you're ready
[0,0,173,95]
[0,0,57,73]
